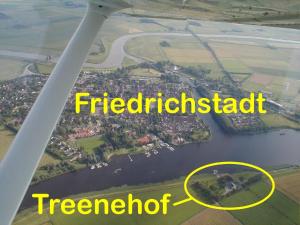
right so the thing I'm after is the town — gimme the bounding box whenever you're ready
[74,91,268,115]
[0,61,296,183]
[0,62,211,183]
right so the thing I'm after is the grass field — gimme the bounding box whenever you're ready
[0,126,15,159]
[231,73,251,83]
[74,136,105,154]
[241,67,300,112]
[125,36,168,62]
[182,208,242,225]
[0,0,83,55]
[13,169,300,225]
[0,58,26,80]
[129,68,161,78]
[0,1,170,80]
[125,36,214,66]
[122,56,137,67]
[14,211,50,225]
[191,130,210,141]
[0,126,59,166]
[38,154,60,167]
[260,113,300,129]
[125,34,227,75]
[276,171,300,203]
[220,59,252,74]
[13,180,204,225]
[241,58,292,71]
[35,63,54,75]
[222,182,300,225]
[242,75,300,99]
[198,63,224,80]
[126,0,300,26]
[163,48,214,64]
[250,73,274,85]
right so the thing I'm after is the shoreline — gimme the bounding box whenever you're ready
[20,127,300,210]
[20,163,300,212]
[27,123,295,188]
[30,130,213,186]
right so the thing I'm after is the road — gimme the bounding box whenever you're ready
[1,32,300,71]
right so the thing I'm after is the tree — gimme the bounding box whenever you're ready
[160,41,170,47]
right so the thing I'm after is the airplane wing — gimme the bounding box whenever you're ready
[0,2,128,224]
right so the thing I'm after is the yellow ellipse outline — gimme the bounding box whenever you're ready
[183,161,276,211]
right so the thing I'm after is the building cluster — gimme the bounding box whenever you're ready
[196,78,265,132]
[0,64,209,165]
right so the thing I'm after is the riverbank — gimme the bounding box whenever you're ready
[30,130,212,186]
[19,76,300,208]
[211,112,300,135]
[20,123,300,210]
[195,82,300,135]
[15,166,300,225]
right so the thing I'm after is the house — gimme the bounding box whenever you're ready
[223,181,240,196]
[137,135,152,145]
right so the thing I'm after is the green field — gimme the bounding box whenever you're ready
[38,153,60,167]
[13,179,204,225]
[0,58,26,80]
[125,34,300,110]
[126,0,300,27]
[125,36,168,62]
[191,130,211,141]
[74,136,105,154]
[0,126,60,166]
[220,59,252,74]
[0,0,170,80]
[0,126,15,159]
[260,113,300,129]
[122,57,137,67]
[222,182,300,225]
[125,36,210,66]
[13,169,300,225]
[1,0,300,81]
[35,63,55,75]
[129,68,161,78]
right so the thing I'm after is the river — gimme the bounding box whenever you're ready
[20,102,300,208]
[19,23,300,209]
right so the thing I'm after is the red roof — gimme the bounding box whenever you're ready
[137,135,151,145]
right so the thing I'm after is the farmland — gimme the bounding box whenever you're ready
[125,32,300,116]
[12,169,300,225]
[164,48,214,65]
[125,35,216,67]
[276,171,300,203]
[130,0,300,28]
[260,113,300,130]
[0,58,26,80]
[0,126,60,167]
[125,31,300,116]
[0,126,15,159]
[182,209,242,225]
[125,36,168,62]
[0,0,171,79]
[222,182,300,225]
[13,180,204,225]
